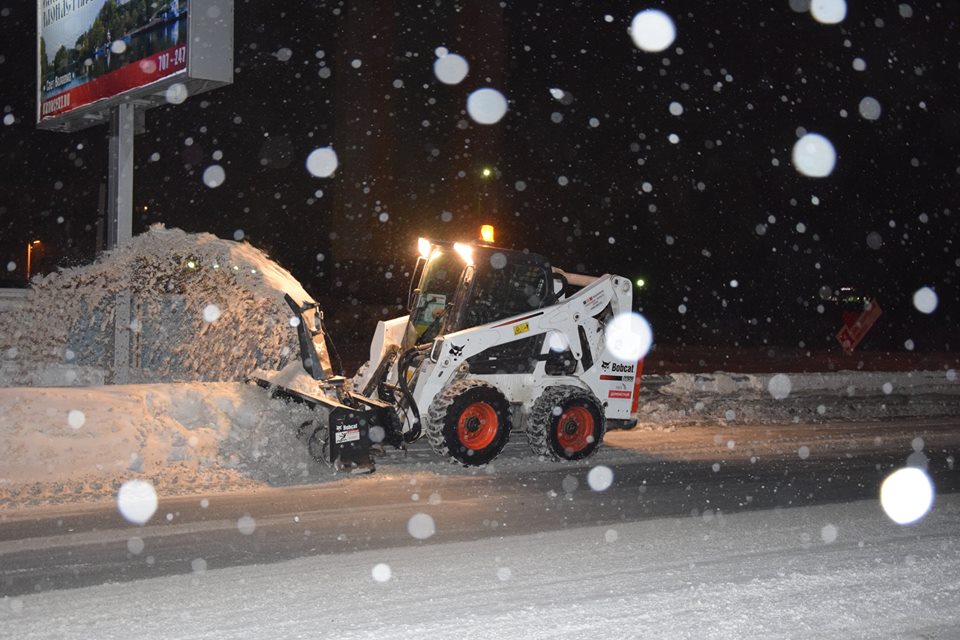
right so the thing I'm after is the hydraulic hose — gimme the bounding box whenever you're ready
[397,347,423,443]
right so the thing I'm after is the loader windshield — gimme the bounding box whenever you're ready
[447,249,553,331]
[409,247,461,344]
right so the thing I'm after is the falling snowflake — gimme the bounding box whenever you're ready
[202,304,221,323]
[858,97,882,121]
[371,563,392,582]
[604,312,653,361]
[306,147,339,177]
[792,133,836,177]
[821,524,838,543]
[117,480,158,525]
[67,409,86,430]
[202,165,226,188]
[768,374,792,400]
[587,465,614,491]
[407,513,436,539]
[165,83,188,105]
[467,88,508,125]
[810,0,847,24]
[629,9,676,52]
[912,287,938,314]
[237,515,257,535]
[434,52,469,85]
[880,467,934,524]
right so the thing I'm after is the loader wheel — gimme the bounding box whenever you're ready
[425,379,511,466]
[527,386,605,461]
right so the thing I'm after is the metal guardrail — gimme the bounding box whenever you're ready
[0,288,31,312]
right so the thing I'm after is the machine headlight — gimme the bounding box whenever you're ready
[453,242,474,266]
[418,237,432,258]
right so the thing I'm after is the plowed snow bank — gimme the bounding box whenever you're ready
[0,382,320,509]
[0,226,310,385]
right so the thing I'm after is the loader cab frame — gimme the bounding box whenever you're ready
[405,239,556,350]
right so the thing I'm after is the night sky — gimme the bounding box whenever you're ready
[1,0,958,351]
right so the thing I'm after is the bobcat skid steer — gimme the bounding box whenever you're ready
[257,237,644,472]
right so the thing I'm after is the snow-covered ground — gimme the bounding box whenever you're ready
[3,370,957,510]
[3,494,958,639]
[1,228,957,509]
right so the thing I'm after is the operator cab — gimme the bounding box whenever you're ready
[404,239,555,351]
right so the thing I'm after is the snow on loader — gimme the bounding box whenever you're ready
[255,237,643,473]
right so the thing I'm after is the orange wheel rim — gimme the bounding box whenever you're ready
[457,402,498,450]
[556,406,594,452]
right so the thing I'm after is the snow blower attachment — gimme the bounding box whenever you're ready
[261,237,644,473]
[253,295,403,473]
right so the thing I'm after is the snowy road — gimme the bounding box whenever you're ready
[3,492,959,639]
[2,418,958,602]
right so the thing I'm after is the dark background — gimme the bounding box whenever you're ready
[1,0,958,352]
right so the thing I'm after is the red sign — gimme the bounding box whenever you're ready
[40,45,187,120]
[836,300,882,354]
[608,389,632,400]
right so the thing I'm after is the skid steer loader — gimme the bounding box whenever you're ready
[255,237,645,472]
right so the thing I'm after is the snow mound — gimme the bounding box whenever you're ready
[0,225,312,385]
[0,382,324,509]
[636,370,960,425]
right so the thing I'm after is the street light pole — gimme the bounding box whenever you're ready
[25,240,40,283]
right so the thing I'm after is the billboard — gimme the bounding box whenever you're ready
[37,0,232,131]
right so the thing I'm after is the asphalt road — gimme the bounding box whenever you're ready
[2,417,958,597]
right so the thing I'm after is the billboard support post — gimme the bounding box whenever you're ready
[108,102,136,383]
[107,102,135,249]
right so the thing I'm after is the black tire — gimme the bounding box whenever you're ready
[527,386,605,460]
[425,379,512,466]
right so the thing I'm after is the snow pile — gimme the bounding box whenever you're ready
[0,226,312,385]
[636,370,960,425]
[0,382,322,509]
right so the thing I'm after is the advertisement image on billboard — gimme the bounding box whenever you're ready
[38,0,190,123]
